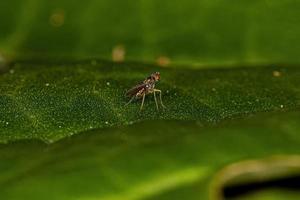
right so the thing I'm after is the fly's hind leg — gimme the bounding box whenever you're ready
[154,89,166,108]
[153,92,159,111]
[125,96,135,106]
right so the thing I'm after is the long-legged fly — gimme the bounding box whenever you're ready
[125,72,166,111]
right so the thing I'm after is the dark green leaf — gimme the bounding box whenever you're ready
[1,111,300,200]
[1,62,299,143]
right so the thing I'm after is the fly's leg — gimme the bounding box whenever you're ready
[153,92,159,111]
[140,93,146,111]
[125,96,135,106]
[154,89,166,108]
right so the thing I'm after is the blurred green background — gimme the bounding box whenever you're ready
[1,0,300,66]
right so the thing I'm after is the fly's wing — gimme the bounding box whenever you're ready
[126,83,146,97]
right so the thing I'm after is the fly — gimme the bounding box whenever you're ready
[125,72,166,111]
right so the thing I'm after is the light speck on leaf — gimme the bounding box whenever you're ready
[273,70,282,77]
[157,56,171,67]
[112,45,125,62]
[49,9,65,27]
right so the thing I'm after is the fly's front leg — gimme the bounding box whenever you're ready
[153,92,159,111]
[154,89,166,108]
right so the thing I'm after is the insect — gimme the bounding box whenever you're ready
[125,72,166,111]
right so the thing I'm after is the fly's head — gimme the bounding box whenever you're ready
[151,72,160,82]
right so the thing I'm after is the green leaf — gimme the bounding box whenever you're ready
[1,62,299,143]
[1,110,300,200]
[1,61,300,199]
[1,0,300,65]
[1,1,300,199]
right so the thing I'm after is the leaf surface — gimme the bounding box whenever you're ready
[1,111,300,200]
[1,62,299,143]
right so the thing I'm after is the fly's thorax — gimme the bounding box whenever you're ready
[145,82,155,94]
